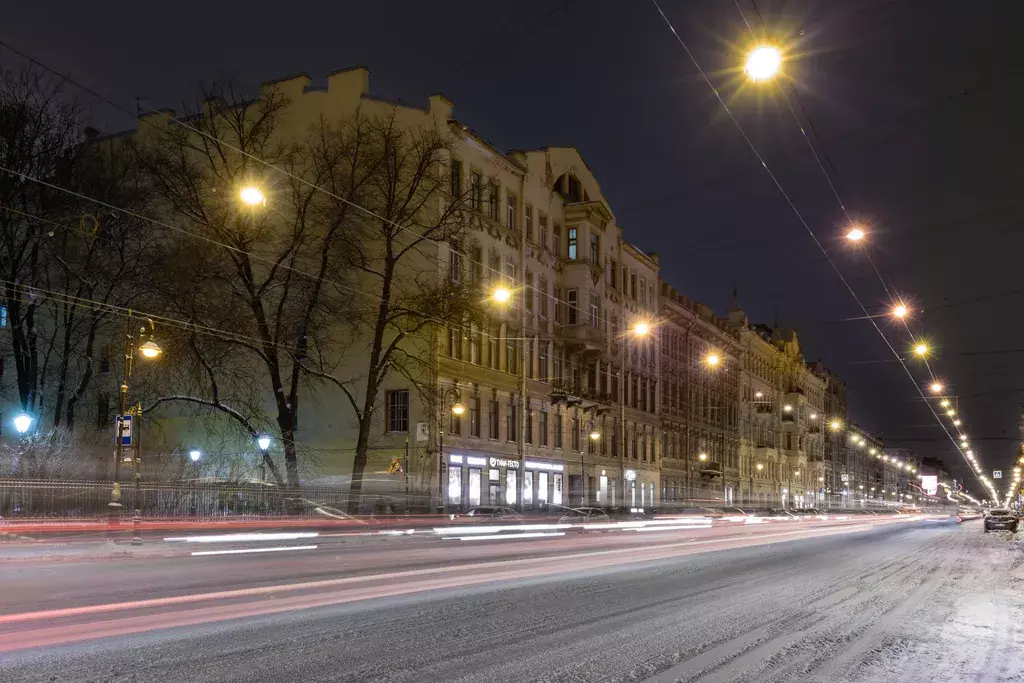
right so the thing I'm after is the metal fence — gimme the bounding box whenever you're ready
[0,478,433,519]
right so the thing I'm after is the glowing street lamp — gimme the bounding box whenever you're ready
[698,452,709,462]
[940,399,951,408]
[913,342,929,357]
[846,227,866,242]
[705,353,720,367]
[930,382,943,393]
[830,420,842,431]
[239,186,265,207]
[892,303,908,319]
[451,402,466,416]
[492,287,511,304]
[13,413,32,435]
[756,462,765,472]
[588,427,601,441]
[189,449,202,463]
[744,45,782,81]
[633,321,650,337]
[139,340,163,359]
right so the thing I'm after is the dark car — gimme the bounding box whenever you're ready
[983,509,1018,533]
[558,507,612,524]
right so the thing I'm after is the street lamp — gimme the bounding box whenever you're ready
[705,352,720,367]
[940,399,951,408]
[698,452,708,462]
[239,186,265,207]
[633,321,650,337]
[438,386,462,513]
[930,382,943,394]
[744,45,782,81]
[492,287,511,304]
[846,227,866,242]
[581,419,599,505]
[913,342,929,357]
[892,303,908,319]
[13,413,32,435]
[256,435,271,481]
[830,420,842,431]
[109,316,162,546]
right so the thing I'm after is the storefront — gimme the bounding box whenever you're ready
[446,454,566,509]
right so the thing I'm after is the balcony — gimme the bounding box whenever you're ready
[700,461,723,479]
[562,323,605,356]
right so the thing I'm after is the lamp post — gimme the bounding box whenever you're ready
[109,315,161,544]
[438,386,463,513]
[256,435,271,482]
[581,418,600,505]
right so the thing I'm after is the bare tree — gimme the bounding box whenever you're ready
[303,110,483,508]
[136,83,359,486]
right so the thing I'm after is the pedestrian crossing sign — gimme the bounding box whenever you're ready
[386,457,403,474]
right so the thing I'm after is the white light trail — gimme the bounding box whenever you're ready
[166,532,319,543]
[441,532,566,542]
[191,545,319,556]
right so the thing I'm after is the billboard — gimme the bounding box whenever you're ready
[921,475,938,496]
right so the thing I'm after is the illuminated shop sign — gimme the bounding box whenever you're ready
[525,460,564,472]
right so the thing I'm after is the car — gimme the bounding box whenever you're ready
[983,508,1018,533]
[462,506,523,521]
[557,507,612,524]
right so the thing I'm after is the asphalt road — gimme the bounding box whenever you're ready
[1,517,1020,682]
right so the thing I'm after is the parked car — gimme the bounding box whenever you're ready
[558,507,612,524]
[983,508,1018,533]
[461,506,523,521]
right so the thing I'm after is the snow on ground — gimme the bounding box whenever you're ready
[849,527,1024,683]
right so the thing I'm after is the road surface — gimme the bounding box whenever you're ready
[0,517,1020,682]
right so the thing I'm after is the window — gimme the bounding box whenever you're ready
[449,242,461,282]
[506,193,517,229]
[553,286,563,324]
[450,407,462,436]
[489,321,500,370]
[639,277,646,306]
[571,415,580,451]
[538,341,548,382]
[590,233,600,263]
[472,246,483,283]
[97,392,109,429]
[568,227,577,260]
[649,283,654,306]
[525,204,533,240]
[567,174,581,202]
[99,344,111,374]
[553,346,563,384]
[525,408,533,444]
[471,172,483,211]
[507,396,517,442]
[470,325,481,364]
[506,330,518,375]
[630,271,637,300]
[450,158,462,198]
[387,390,410,432]
[540,411,549,447]
[489,184,500,220]
[553,224,561,258]
[539,213,547,248]
[589,292,599,328]
[567,289,578,325]
[526,272,534,313]
[505,256,517,285]
[470,397,481,437]
[488,254,501,285]
[539,278,548,318]
[609,260,618,289]
[554,412,563,448]
[448,325,462,360]
[489,397,500,439]
[527,338,534,379]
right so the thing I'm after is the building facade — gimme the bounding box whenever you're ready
[658,285,741,506]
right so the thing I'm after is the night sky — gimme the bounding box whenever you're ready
[5,0,1022,493]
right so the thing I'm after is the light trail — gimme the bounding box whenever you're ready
[190,545,319,557]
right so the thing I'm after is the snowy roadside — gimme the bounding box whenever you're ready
[839,524,1024,683]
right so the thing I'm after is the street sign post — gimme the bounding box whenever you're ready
[993,470,1002,479]
[115,414,133,447]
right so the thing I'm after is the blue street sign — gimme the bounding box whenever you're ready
[116,414,133,447]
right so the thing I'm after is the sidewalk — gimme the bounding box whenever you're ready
[0,539,183,564]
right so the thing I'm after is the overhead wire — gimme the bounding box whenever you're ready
[649,0,987,494]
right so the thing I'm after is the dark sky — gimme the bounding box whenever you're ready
[6,0,1022,494]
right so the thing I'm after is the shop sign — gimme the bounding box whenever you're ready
[624,469,637,481]
[449,454,463,464]
[525,459,564,472]
[466,456,487,467]
[489,457,520,469]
